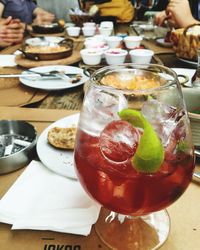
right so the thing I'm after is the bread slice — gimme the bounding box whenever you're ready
[47,127,77,150]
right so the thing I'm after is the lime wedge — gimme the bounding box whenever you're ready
[118,109,164,173]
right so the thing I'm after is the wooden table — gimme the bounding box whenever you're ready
[0,36,84,110]
[0,24,199,250]
[0,107,199,250]
[0,24,195,111]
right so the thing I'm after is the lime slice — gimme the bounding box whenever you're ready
[118,109,164,173]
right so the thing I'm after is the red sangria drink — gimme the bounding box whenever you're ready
[74,64,195,249]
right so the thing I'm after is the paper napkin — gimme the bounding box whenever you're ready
[0,55,17,67]
[0,161,101,236]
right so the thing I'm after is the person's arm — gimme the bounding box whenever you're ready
[0,2,5,18]
[166,0,199,28]
[33,7,55,25]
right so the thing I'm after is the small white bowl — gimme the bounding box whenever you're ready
[100,21,114,29]
[65,22,75,28]
[80,48,103,65]
[83,22,96,27]
[105,36,123,48]
[105,48,128,65]
[84,38,107,49]
[84,38,109,59]
[99,27,113,36]
[82,26,96,37]
[66,26,80,37]
[124,36,143,49]
[129,49,154,64]
[93,34,107,42]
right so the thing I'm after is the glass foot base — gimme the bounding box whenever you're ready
[95,208,170,250]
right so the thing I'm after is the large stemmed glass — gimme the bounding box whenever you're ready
[74,64,195,249]
[132,0,159,20]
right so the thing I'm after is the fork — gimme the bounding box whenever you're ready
[27,69,79,78]
[25,69,82,82]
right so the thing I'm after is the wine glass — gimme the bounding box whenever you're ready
[74,64,195,249]
[132,0,159,20]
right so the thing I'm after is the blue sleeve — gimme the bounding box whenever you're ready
[30,0,37,13]
[0,0,7,5]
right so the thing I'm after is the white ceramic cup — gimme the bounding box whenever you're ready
[93,34,107,42]
[105,36,123,48]
[100,21,114,29]
[65,23,75,28]
[82,26,96,37]
[105,48,128,65]
[80,48,103,65]
[99,27,113,36]
[84,38,107,49]
[83,22,96,27]
[129,49,154,64]
[124,36,143,49]
[84,37,109,59]
[66,26,80,37]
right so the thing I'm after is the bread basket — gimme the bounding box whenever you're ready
[171,24,200,61]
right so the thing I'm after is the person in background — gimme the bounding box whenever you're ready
[0,0,55,25]
[155,0,200,28]
[0,16,24,47]
[84,0,135,23]
[36,0,80,22]
[131,0,168,21]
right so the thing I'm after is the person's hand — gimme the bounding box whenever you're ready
[33,13,55,25]
[166,0,198,28]
[155,10,168,26]
[0,16,24,46]
[33,8,55,25]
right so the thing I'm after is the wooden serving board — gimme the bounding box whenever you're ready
[29,31,66,37]
[0,67,48,107]
[15,50,81,68]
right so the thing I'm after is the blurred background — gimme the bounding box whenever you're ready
[36,0,80,22]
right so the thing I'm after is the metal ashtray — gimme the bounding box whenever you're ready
[0,120,37,174]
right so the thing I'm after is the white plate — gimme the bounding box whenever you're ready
[171,68,195,87]
[20,65,89,90]
[177,57,197,67]
[25,36,64,46]
[37,113,79,179]
[156,38,172,48]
